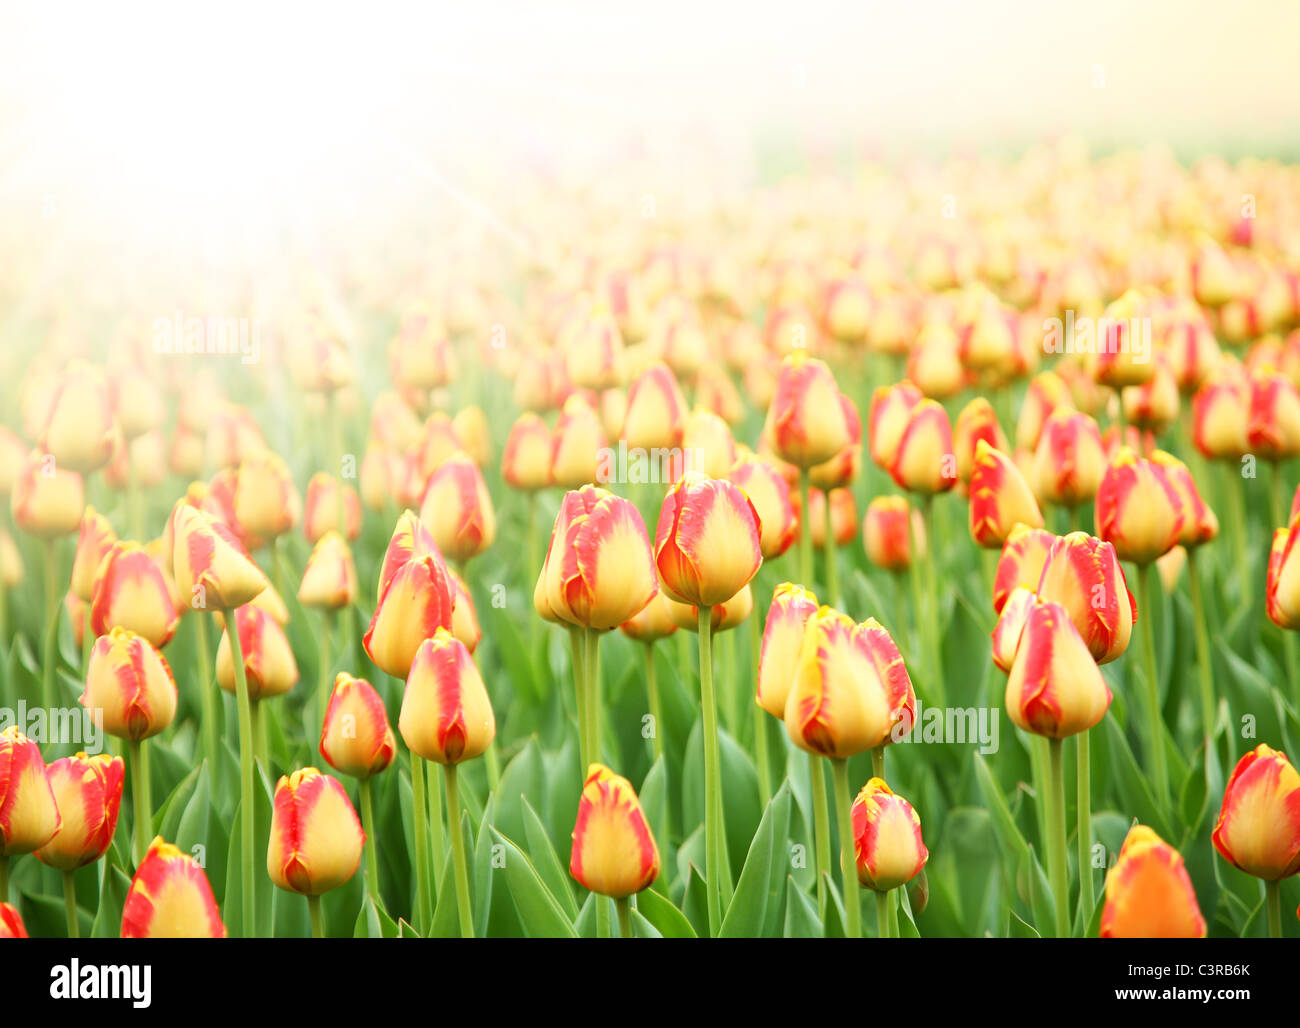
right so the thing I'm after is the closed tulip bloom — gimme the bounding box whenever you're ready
[171,505,268,611]
[756,583,819,719]
[1032,410,1106,508]
[320,674,397,779]
[1005,601,1112,738]
[727,454,797,559]
[39,362,117,473]
[1016,371,1075,451]
[906,320,965,400]
[451,406,492,467]
[1150,451,1218,547]
[682,408,737,479]
[868,380,923,471]
[1122,360,1179,434]
[364,553,455,678]
[888,399,958,494]
[215,605,299,701]
[785,608,915,758]
[0,903,27,938]
[35,753,124,870]
[0,727,61,855]
[303,473,362,543]
[569,763,659,898]
[419,452,495,563]
[1248,369,1300,461]
[81,628,177,741]
[599,389,626,442]
[1267,526,1300,629]
[205,402,265,471]
[655,471,762,607]
[993,524,1056,614]
[1212,744,1300,880]
[862,496,925,572]
[297,531,358,610]
[619,592,678,643]
[991,587,1038,673]
[1095,447,1184,564]
[809,433,861,493]
[502,413,553,491]
[695,364,745,425]
[120,836,226,938]
[268,768,366,895]
[852,778,929,892]
[10,450,85,538]
[665,584,752,633]
[1089,291,1155,389]
[1035,532,1135,664]
[543,486,657,630]
[1164,305,1221,393]
[398,629,496,764]
[376,510,444,604]
[805,487,857,548]
[1100,825,1206,938]
[551,394,607,489]
[953,397,1009,486]
[200,468,262,550]
[448,569,482,653]
[70,506,117,601]
[90,541,180,648]
[359,446,406,511]
[764,352,855,469]
[415,412,464,480]
[969,440,1044,548]
[234,449,301,540]
[623,362,687,451]
[1193,375,1250,459]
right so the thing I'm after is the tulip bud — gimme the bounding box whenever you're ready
[398,629,496,764]
[992,524,1056,613]
[389,309,456,391]
[90,541,180,648]
[1089,291,1155,389]
[1164,304,1221,393]
[803,487,857,549]
[665,583,752,633]
[1035,532,1135,664]
[868,381,923,471]
[502,413,553,491]
[0,903,28,938]
[969,440,1044,548]
[303,473,362,543]
[1100,825,1206,938]
[171,505,268,611]
[619,591,678,643]
[682,408,737,479]
[1150,451,1217,547]
[953,397,1009,486]
[563,304,624,391]
[764,352,855,469]
[756,583,819,719]
[623,362,687,451]
[551,394,607,490]
[991,587,1037,673]
[1248,368,1300,461]
[1211,744,1300,881]
[1095,447,1184,565]
[215,605,299,701]
[1268,525,1300,629]
[268,768,366,895]
[862,496,925,572]
[39,362,116,473]
[448,568,482,653]
[0,727,61,855]
[1005,601,1112,738]
[888,399,958,494]
[121,836,226,937]
[726,454,797,559]
[234,449,301,541]
[1016,371,1074,451]
[10,450,85,538]
[655,471,762,608]
[1122,360,1179,434]
[851,778,929,892]
[35,753,124,870]
[70,506,117,601]
[81,628,178,741]
[542,486,657,631]
[297,531,358,610]
[785,608,915,757]
[569,763,660,898]
[376,510,443,603]
[452,406,492,468]
[1031,411,1106,509]
[415,412,464,480]
[359,446,406,511]
[319,674,397,780]
[418,452,496,564]
[695,365,745,425]
[1192,374,1250,459]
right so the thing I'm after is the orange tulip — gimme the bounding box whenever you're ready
[398,629,496,765]
[35,753,124,870]
[991,587,1037,673]
[619,592,678,643]
[81,628,178,741]
[969,440,1044,548]
[452,406,492,468]
[1015,371,1074,451]
[364,552,455,678]
[0,903,28,938]
[726,454,797,559]
[851,778,928,892]
[953,397,1009,487]
[1212,744,1300,880]
[888,399,958,494]
[654,471,762,608]
[756,582,819,719]
[1267,524,1300,629]
[862,496,924,572]
[268,768,365,895]
[120,836,226,937]
[170,505,268,611]
[419,452,495,563]
[563,304,624,390]
[1031,410,1106,508]
[1248,368,1300,461]
[569,763,659,898]
[1122,360,1179,434]
[448,568,482,653]
[320,673,397,779]
[992,524,1057,613]
[1095,447,1184,564]
[1192,373,1250,460]
[1100,825,1206,938]
[868,380,923,471]
[90,541,181,648]
[388,307,455,390]
[1035,532,1135,664]
[764,352,856,469]
[1005,601,1112,738]
[0,727,61,855]
[682,408,737,479]
[1150,451,1217,547]
[215,605,299,701]
[376,509,444,604]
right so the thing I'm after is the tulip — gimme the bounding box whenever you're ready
[415,412,464,480]
[170,505,268,612]
[363,553,455,678]
[907,320,965,399]
[452,406,492,467]
[726,455,797,559]
[81,627,177,742]
[1016,371,1074,452]
[851,778,928,897]
[1122,359,1179,435]
[1150,451,1217,548]
[888,399,957,495]
[0,903,27,938]
[320,674,396,781]
[38,362,116,474]
[953,397,1009,488]
[1100,825,1206,938]
[1031,411,1106,511]
[447,572,480,658]
[755,583,819,719]
[216,604,299,701]
[620,592,678,643]
[682,408,737,479]
[862,496,924,573]
[89,541,180,648]
[502,413,554,491]
[990,587,1037,673]
[868,380,923,471]
[551,393,607,490]
[376,509,444,603]
[564,304,624,390]
[655,471,763,609]
[418,452,495,565]
[763,352,855,469]
[570,763,660,935]
[1095,447,1183,565]
[1035,532,1134,664]
[623,362,687,452]
[1268,524,1300,629]
[10,449,85,539]
[70,506,117,602]
[234,449,301,541]
[806,487,857,548]
[992,524,1056,614]
[1163,303,1221,393]
[665,584,752,633]
[695,365,745,425]
[969,440,1044,548]
[303,473,362,543]
[1249,368,1300,462]
[0,727,62,892]
[1089,291,1155,389]
[1192,373,1250,460]
[297,531,358,610]
[121,836,226,938]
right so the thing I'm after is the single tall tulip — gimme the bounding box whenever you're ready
[1100,825,1206,938]
[121,836,226,938]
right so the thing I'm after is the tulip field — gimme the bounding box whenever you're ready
[3,142,1300,944]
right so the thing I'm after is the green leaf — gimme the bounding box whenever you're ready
[636,887,697,938]
[782,876,822,938]
[630,908,662,939]
[522,797,578,921]
[719,781,790,938]
[490,827,577,938]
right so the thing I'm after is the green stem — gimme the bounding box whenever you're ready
[129,738,151,866]
[831,757,861,939]
[308,894,325,938]
[42,537,58,714]
[876,889,891,939]
[569,626,589,773]
[444,763,474,938]
[410,754,432,933]
[1135,564,1169,810]
[644,643,663,763]
[824,489,841,608]
[920,495,947,708]
[616,896,632,938]
[1187,549,1217,756]
[1076,730,1094,920]
[0,855,7,902]
[585,627,602,767]
[698,605,723,937]
[427,757,444,902]
[1266,879,1282,939]
[872,747,885,780]
[798,471,813,588]
[1270,461,1286,530]
[81,605,93,675]
[811,752,831,922]
[359,777,381,904]
[484,741,501,792]
[63,870,79,938]
[194,613,219,775]
[317,611,333,731]
[1047,737,1070,939]
[224,610,257,936]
